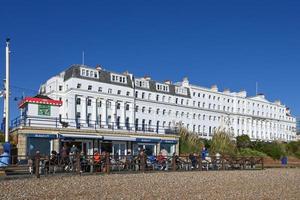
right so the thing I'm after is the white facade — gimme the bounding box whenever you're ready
[38,64,297,142]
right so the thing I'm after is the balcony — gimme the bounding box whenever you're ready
[10,116,179,135]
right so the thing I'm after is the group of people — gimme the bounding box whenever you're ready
[26,145,214,174]
[188,146,210,169]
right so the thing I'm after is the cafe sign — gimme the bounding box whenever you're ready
[38,104,51,116]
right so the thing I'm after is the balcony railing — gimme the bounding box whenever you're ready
[10,116,179,135]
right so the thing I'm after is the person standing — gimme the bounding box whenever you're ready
[201,146,208,161]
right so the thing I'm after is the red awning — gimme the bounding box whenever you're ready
[19,97,62,108]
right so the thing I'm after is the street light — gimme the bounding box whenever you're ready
[5,38,10,143]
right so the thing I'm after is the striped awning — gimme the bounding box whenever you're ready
[19,97,63,108]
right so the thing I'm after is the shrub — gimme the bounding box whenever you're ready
[238,148,267,157]
[286,141,300,159]
[203,139,211,150]
[179,127,204,154]
[236,134,251,149]
[260,142,286,160]
[210,130,236,156]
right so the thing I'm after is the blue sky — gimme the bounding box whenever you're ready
[0,0,299,120]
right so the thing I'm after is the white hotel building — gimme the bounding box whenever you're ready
[11,64,297,156]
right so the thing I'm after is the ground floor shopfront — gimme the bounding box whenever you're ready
[12,128,179,157]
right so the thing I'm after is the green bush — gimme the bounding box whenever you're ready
[203,139,211,150]
[238,148,267,157]
[260,142,286,160]
[236,134,251,149]
[286,141,300,159]
[251,140,265,152]
[210,130,236,156]
[179,128,204,154]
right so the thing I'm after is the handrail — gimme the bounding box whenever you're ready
[10,115,180,135]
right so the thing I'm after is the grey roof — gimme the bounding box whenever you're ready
[64,64,191,98]
[135,79,191,98]
[64,64,133,88]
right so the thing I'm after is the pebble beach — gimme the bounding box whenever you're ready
[0,168,299,200]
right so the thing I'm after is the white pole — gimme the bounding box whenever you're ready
[5,38,10,143]
[3,80,5,120]
[82,51,85,65]
[256,82,258,95]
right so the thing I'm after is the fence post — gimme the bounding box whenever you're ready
[172,154,176,171]
[140,155,145,172]
[221,156,225,170]
[261,157,264,170]
[105,152,110,174]
[76,153,81,174]
[35,152,40,178]
[45,156,49,176]
[198,156,202,171]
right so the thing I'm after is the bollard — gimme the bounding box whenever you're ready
[105,152,110,174]
[35,152,40,178]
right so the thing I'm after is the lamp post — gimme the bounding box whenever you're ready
[5,38,10,143]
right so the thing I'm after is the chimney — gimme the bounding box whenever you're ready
[211,85,218,92]
[95,64,103,71]
[274,100,281,105]
[182,77,189,87]
[164,80,172,84]
[144,75,151,81]
[223,88,230,94]
[237,90,247,98]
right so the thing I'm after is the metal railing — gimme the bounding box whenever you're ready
[10,115,179,135]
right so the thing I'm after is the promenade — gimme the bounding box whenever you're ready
[0,168,299,199]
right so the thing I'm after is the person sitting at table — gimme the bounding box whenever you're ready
[93,150,101,172]
[157,152,167,170]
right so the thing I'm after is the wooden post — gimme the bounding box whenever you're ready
[221,156,225,170]
[76,153,81,174]
[35,152,40,178]
[172,154,176,171]
[198,156,202,171]
[140,155,145,172]
[45,156,49,176]
[261,157,264,170]
[105,152,110,174]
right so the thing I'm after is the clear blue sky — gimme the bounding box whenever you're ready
[0,0,299,120]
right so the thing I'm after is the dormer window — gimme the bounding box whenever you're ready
[135,79,150,88]
[156,83,169,92]
[80,67,98,79]
[111,73,127,84]
[175,86,188,95]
